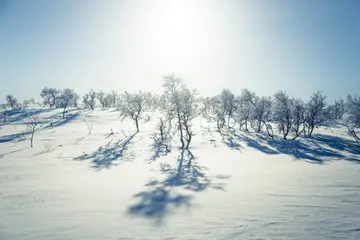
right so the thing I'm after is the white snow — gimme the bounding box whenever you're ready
[0,109,359,240]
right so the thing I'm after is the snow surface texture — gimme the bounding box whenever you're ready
[0,109,359,240]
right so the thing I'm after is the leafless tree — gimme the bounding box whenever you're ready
[26,114,41,147]
[5,95,18,110]
[251,96,272,134]
[219,89,237,127]
[273,91,293,139]
[235,89,257,131]
[150,117,172,159]
[117,91,149,132]
[162,74,198,149]
[333,99,346,120]
[57,89,79,118]
[346,95,360,143]
[110,91,118,108]
[96,91,107,108]
[40,87,60,108]
[304,91,327,137]
[291,99,306,140]
[83,89,97,110]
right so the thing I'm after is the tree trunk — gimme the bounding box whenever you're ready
[135,118,139,132]
[308,125,314,138]
[256,120,261,133]
[176,108,184,149]
[30,130,34,147]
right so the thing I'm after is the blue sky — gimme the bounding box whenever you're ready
[0,0,359,102]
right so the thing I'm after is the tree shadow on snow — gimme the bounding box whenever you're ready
[44,110,81,128]
[127,149,229,224]
[226,131,360,164]
[0,110,82,143]
[74,132,137,170]
[1,108,55,124]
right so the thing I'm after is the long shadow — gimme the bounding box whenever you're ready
[229,132,278,155]
[2,108,55,124]
[128,149,228,224]
[74,132,137,170]
[0,147,29,158]
[223,134,242,151]
[228,131,360,164]
[46,110,81,128]
[0,131,31,143]
[0,110,81,143]
[314,134,360,155]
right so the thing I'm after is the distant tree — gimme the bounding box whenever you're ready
[323,104,336,121]
[22,100,30,109]
[40,87,60,108]
[345,95,360,143]
[117,91,149,132]
[219,89,237,127]
[333,99,346,120]
[291,99,306,140]
[96,91,107,108]
[57,89,79,118]
[83,89,97,110]
[235,89,256,131]
[273,91,293,139]
[110,91,118,108]
[304,91,327,137]
[26,114,41,147]
[251,96,272,134]
[5,95,18,110]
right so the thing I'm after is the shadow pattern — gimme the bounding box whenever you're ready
[226,131,360,164]
[74,132,137,170]
[128,149,228,224]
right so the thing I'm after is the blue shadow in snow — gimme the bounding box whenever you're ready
[74,132,137,170]
[227,131,360,164]
[128,149,228,224]
[2,108,55,124]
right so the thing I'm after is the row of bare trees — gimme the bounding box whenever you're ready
[2,74,359,147]
[199,88,359,142]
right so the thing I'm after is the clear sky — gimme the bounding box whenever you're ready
[0,0,359,102]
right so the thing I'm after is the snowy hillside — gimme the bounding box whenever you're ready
[0,109,359,240]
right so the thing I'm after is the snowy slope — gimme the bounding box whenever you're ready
[0,109,359,240]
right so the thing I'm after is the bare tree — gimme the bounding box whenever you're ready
[291,99,306,140]
[304,91,327,137]
[40,87,60,108]
[110,91,118,108]
[96,91,107,108]
[104,93,113,108]
[83,89,97,110]
[150,117,172,160]
[117,91,149,132]
[346,95,360,143]
[273,91,293,139]
[180,88,198,149]
[5,95,18,110]
[235,89,256,131]
[251,96,272,133]
[26,114,41,147]
[162,74,198,149]
[333,99,346,120]
[58,89,79,118]
[219,89,237,128]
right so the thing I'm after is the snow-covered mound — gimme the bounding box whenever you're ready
[0,109,359,240]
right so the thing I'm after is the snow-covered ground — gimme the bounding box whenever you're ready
[0,109,359,240]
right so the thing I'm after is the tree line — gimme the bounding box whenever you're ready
[1,74,360,148]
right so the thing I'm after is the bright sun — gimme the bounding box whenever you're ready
[138,0,226,70]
